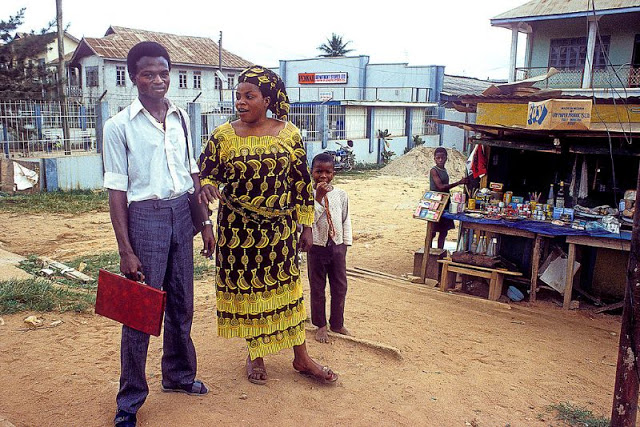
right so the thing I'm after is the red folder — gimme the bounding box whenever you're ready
[95,269,166,336]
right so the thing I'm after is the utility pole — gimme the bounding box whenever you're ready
[218,31,223,103]
[55,0,70,155]
[611,163,640,426]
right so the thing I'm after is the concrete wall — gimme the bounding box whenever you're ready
[305,135,408,167]
[280,56,368,103]
[279,56,444,103]
[442,109,475,152]
[43,36,78,63]
[44,154,104,191]
[305,139,377,166]
[420,134,441,148]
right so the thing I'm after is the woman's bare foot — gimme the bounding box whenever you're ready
[315,326,329,343]
[246,356,267,385]
[292,343,338,384]
[330,326,351,336]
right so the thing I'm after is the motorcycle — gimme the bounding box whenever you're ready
[325,140,355,172]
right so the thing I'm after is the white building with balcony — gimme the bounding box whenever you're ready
[67,26,252,114]
[492,0,640,96]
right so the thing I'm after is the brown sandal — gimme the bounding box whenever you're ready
[246,356,267,385]
[295,365,339,385]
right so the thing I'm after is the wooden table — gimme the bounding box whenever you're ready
[453,220,548,302]
[422,213,632,309]
[563,234,631,310]
[438,259,522,300]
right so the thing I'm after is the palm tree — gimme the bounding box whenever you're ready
[317,33,353,57]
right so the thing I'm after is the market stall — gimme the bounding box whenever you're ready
[416,96,640,309]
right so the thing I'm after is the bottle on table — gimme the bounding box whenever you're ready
[547,184,555,207]
[477,235,487,254]
[487,237,498,257]
[470,233,478,253]
[556,181,565,208]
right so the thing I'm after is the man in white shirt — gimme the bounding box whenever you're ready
[103,41,214,427]
[307,152,353,343]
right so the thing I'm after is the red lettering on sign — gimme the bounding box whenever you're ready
[298,73,316,84]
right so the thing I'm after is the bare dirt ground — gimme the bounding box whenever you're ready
[0,167,622,426]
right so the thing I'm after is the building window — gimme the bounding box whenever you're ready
[179,71,187,89]
[86,66,99,87]
[116,66,126,86]
[193,71,201,89]
[214,76,222,90]
[374,107,406,137]
[227,73,235,89]
[548,36,610,70]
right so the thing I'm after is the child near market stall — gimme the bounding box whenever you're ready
[308,152,353,343]
[429,147,469,248]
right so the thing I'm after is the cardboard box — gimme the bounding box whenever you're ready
[526,99,592,130]
[413,248,447,279]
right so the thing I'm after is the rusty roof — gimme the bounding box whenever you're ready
[493,0,640,23]
[455,93,640,104]
[72,26,252,69]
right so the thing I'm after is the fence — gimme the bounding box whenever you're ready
[515,64,640,89]
[289,103,320,141]
[2,98,441,161]
[0,100,97,158]
[412,107,439,136]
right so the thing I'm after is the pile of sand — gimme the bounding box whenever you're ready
[380,146,468,181]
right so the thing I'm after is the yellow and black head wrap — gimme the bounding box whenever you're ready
[238,66,290,121]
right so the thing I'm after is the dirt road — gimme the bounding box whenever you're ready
[0,173,620,426]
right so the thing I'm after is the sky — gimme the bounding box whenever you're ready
[2,0,529,80]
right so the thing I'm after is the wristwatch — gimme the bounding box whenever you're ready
[202,220,213,227]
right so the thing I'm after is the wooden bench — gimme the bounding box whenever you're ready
[437,259,523,301]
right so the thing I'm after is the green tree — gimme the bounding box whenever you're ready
[0,8,56,100]
[317,33,354,57]
[377,129,395,165]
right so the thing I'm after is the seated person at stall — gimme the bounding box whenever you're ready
[429,147,469,248]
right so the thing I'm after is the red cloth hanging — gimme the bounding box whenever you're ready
[467,144,487,179]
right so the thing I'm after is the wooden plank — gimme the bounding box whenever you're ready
[530,235,542,303]
[489,271,504,301]
[565,235,631,251]
[593,301,625,314]
[564,243,576,310]
[351,266,405,281]
[420,221,434,283]
[573,283,602,306]
[437,259,522,276]
[447,265,493,280]
[439,261,456,292]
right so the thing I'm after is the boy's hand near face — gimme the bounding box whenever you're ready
[315,182,333,203]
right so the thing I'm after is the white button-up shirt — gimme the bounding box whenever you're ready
[103,98,199,203]
[312,186,352,247]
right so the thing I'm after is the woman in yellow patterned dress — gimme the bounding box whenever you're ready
[198,66,338,385]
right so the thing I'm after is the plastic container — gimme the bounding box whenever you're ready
[507,286,524,302]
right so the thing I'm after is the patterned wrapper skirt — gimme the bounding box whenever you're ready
[215,203,306,359]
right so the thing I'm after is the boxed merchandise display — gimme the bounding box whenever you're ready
[526,99,592,130]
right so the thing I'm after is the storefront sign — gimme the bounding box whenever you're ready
[319,91,333,101]
[298,72,348,84]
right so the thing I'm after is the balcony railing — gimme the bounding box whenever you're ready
[515,64,640,89]
[285,86,432,103]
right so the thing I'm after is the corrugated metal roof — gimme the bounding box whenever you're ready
[456,93,640,104]
[493,0,640,21]
[75,26,252,69]
[442,75,494,96]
